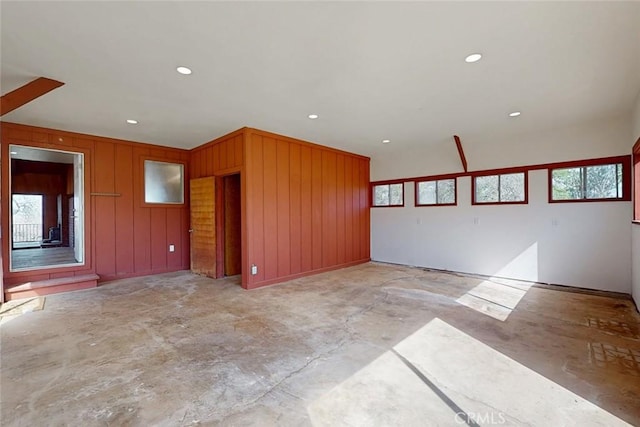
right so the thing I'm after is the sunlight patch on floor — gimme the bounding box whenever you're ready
[308,318,630,426]
[0,296,45,325]
[456,278,531,321]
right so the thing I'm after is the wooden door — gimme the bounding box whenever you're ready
[190,177,216,277]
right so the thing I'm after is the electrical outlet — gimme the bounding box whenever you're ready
[169,244,175,252]
[251,264,258,275]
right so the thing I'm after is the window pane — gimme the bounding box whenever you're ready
[475,175,499,203]
[500,173,525,202]
[390,183,403,205]
[144,160,184,204]
[552,167,582,200]
[586,164,618,199]
[418,181,437,205]
[437,179,455,204]
[617,164,622,198]
[12,195,43,242]
[374,185,390,206]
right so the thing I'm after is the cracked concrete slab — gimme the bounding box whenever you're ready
[1,262,639,426]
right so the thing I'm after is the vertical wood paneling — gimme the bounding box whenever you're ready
[94,141,116,275]
[114,144,134,275]
[220,141,228,171]
[227,139,235,169]
[263,137,278,280]
[344,156,354,262]
[359,159,368,260]
[133,146,152,273]
[322,151,337,268]
[276,140,291,277]
[300,146,313,272]
[352,158,361,262]
[1,122,190,288]
[200,149,207,177]
[242,128,370,289]
[336,154,346,265]
[181,208,190,268]
[213,144,221,173]
[166,208,182,268]
[235,135,243,167]
[250,135,265,282]
[150,208,167,270]
[311,148,323,270]
[289,144,302,275]
[191,151,201,179]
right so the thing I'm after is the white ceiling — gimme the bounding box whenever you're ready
[1,1,639,159]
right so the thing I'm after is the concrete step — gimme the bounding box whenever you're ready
[4,274,100,301]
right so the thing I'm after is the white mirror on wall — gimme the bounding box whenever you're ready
[144,160,184,204]
[9,145,85,271]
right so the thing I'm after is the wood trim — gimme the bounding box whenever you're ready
[91,192,121,197]
[453,135,468,173]
[372,155,631,184]
[370,182,405,208]
[215,175,225,278]
[1,141,95,280]
[215,166,242,177]
[634,137,640,220]
[138,156,188,208]
[547,155,632,203]
[1,122,187,156]
[1,78,64,116]
[245,258,370,289]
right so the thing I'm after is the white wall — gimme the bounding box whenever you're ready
[372,116,633,293]
[371,115,631,181]
[631,90,640,308]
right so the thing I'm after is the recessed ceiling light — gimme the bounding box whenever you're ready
[308,114,319,119]
[509,111,521,117]
[465,53,482,63]
[176,66,192,75]
[126,119,138,124]
[382,139,391,144]
[10,151,17,155]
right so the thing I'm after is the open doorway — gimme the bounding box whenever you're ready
[9,145,84,271]
[223,174,241,277]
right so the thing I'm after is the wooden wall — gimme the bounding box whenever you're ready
[244,128,370,289]
[190,129,244,178]
[1,123,190,285]
[2,123,369,292]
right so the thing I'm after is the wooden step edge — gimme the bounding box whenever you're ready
[6,274,100,293]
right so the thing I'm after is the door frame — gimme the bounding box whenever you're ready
[215,171,242,279]
[1,139,94,285]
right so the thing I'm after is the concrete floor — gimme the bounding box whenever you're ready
[1,262,639,426]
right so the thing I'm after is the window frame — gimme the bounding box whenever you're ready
[370,180,405,208]
[414,175,457,207]
[471,170,528,205]
[634,139,640,221]
[547,156,631,204]
[140,157,187,208]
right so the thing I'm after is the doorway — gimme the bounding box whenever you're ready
[9,145,84,270]
[222,174,241,277]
